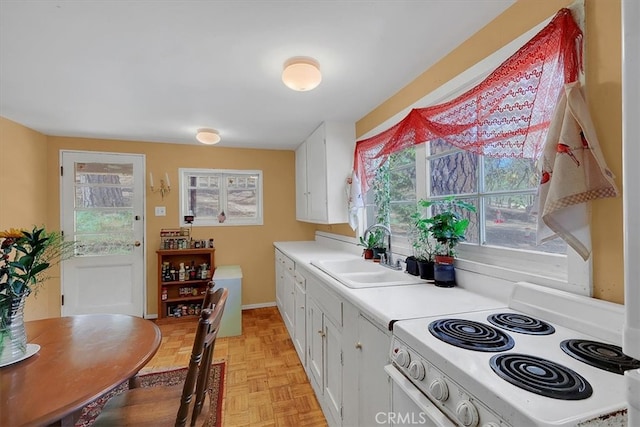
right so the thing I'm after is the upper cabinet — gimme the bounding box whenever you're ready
[295,121,355,224]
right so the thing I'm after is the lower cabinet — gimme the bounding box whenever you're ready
[275,249,296,336]
[274,250,392,427]
[293,270,307,364]
[306,275,344,427]
[356,313,391,426]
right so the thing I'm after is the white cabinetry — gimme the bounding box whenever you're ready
[342,301,391,426]
[275,249,295,336]
[295,121,355,224]
[356,313,391,425]
[274,247,392,427]
[293,270,307,364]
[307,274,344,426]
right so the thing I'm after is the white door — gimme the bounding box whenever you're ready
[60,151,145,317]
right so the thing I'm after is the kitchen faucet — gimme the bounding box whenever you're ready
[363,223,401,270]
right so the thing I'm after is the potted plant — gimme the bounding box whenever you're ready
[408,210,436,279]
[358,229,384,260]
[418,197,476,286]
[0,226,75,364]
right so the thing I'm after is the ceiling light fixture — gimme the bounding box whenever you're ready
[282,57,322,91]
[196,128,221,145]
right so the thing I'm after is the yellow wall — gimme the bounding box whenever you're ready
[1,116,317,319]
[350,0,624,304]
[0,117,58,320]
[44,136,317,316]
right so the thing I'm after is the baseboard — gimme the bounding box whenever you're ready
[145,313,158,320]
[242,302,277,310]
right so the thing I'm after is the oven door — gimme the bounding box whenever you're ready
[384,365,455,427]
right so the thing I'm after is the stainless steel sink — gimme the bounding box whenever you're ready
[311,258,426,288]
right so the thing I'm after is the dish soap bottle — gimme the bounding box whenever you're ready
[178,262,186,282]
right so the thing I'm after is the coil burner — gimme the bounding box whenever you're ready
[428,319,514,352]
[490,353,593,400]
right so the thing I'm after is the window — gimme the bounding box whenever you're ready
[425,139,566,254]
[360,16,587,289]
[366,147,417,255]
[179,168,263,226]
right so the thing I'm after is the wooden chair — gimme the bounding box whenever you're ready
[94,287,229,427]
[201,280,216,311]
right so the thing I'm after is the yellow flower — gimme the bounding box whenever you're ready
[0,228,25,239]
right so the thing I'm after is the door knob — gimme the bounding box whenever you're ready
[134,241,141,247]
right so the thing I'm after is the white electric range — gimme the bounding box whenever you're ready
[387,282,639,426]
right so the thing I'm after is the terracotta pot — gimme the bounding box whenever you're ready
[435,255,455,265]
[363,249,374,260]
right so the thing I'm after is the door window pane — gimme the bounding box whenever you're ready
[73,162,135,256]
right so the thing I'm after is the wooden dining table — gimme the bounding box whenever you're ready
[0,314,161,427]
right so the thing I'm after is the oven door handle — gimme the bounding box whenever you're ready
[385,365,456,427]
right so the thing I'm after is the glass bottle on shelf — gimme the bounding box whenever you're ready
[178,263,186,281]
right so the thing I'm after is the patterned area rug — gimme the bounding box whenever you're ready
[75,361,225,427]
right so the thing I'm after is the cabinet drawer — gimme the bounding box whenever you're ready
[309,277,342,327]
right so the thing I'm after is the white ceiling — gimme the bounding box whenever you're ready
[0,0,515,150]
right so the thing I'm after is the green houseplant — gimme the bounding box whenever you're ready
[418,197,476,286]
[408,210,436,279]
[1,226,75,364]
[358,229,384,260]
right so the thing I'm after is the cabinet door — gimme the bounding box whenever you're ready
[293,281,306,365]
[295,142,308,220]
[324,316,343,426]
[275,251,284,313]
[283,270,295,335]
[305,125,328,222]
[307,298,324,395]
[358,315,391,426]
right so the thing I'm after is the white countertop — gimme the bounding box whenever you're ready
[274,240,505,330]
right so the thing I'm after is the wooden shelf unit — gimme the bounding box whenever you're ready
[156,248,215,320]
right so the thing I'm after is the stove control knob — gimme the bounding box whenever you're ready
[428,378,449,401]
[407,360,425,380]
[393,348,411,367]
[456,400,479,427]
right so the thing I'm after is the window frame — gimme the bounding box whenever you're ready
[360,16,591,296]
[178,168,264,227]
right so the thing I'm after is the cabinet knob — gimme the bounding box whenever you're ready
[134,241,141,247]
[355,342,363,350]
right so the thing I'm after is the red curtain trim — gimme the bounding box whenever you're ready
[354,8,583,194]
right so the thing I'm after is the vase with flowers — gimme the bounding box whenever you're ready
[0,226,74,365]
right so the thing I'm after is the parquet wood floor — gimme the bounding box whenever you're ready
[145,307,328,427]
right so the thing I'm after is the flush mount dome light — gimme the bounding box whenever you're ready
[282,57,322,91]
[196,128,220,145]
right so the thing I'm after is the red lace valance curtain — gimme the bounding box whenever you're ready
[353,8,583,194]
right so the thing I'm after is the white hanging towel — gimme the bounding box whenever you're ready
[347,171,364,231]
[535,81,619,260]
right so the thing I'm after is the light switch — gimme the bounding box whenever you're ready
[155,206,166,216]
